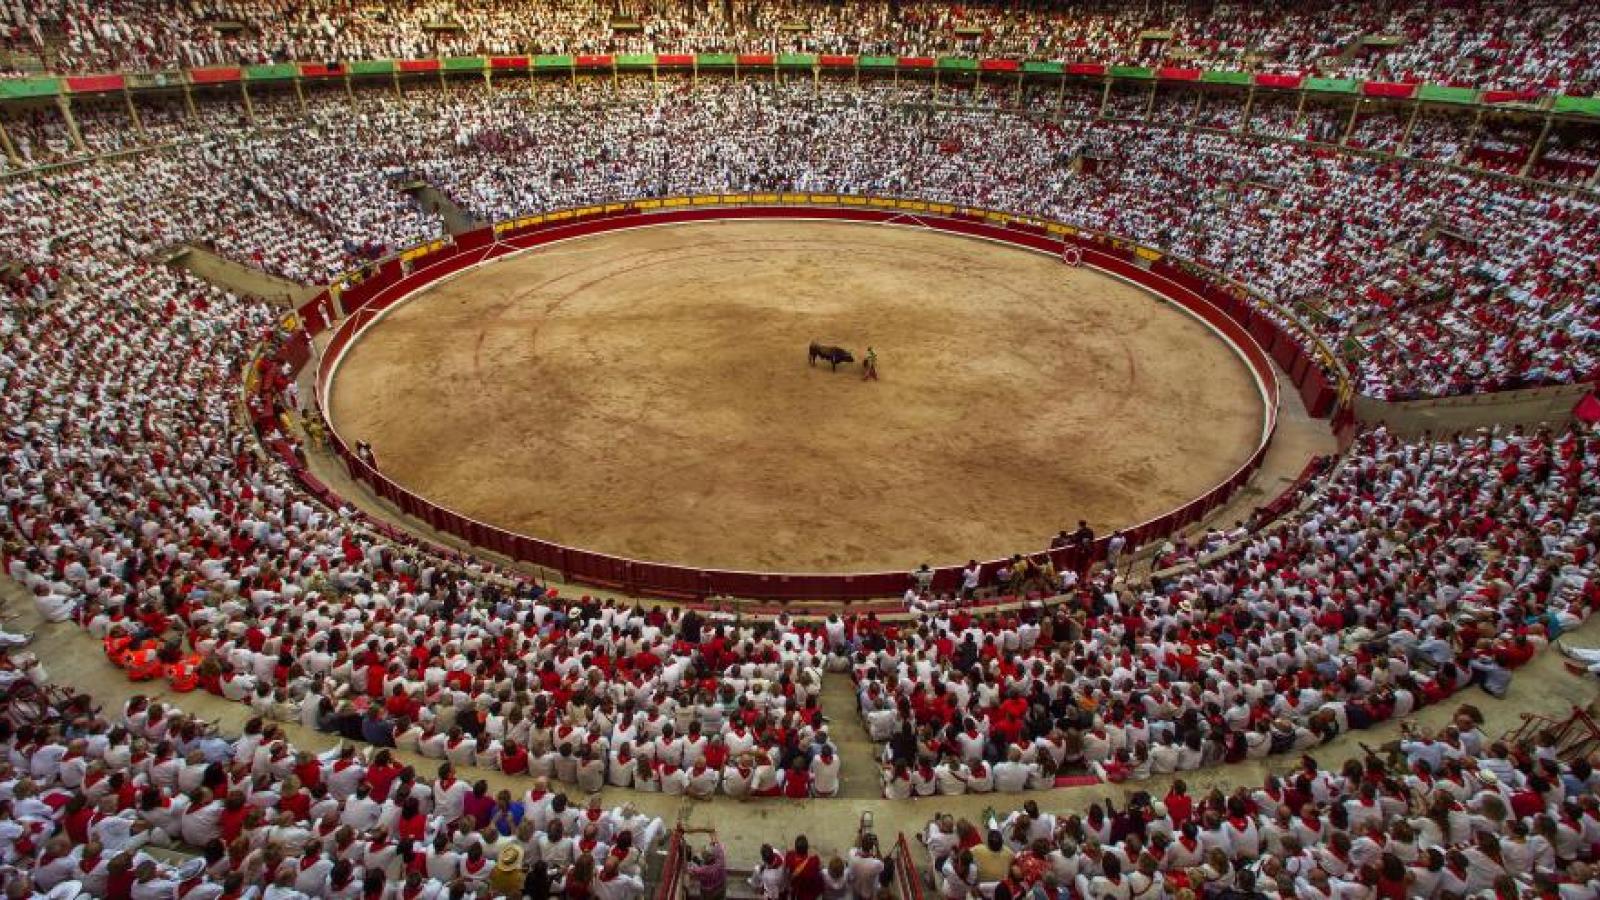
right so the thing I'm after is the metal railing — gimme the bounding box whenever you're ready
[1502,705,1600,764]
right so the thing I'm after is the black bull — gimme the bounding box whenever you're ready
[808,342,855,371]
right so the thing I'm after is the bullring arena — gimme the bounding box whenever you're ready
[328,219,1264,572]
[6,3,1600,899]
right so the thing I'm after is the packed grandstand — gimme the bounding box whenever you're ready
[2,0,1599,92]
[4,1,1600,899]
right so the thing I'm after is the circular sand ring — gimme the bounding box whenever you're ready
[315,200,1284,601]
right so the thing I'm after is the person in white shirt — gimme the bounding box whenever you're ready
[750,760,781,797]
[340,784,383,831]
[940,851,981,900]
[1148,738,1180,775]
[847,836,885,900]
[431,765,471,824]
[812,747,842,798]
[922,815,960,869]
[954,722,988,765]
[882,764,912,800]
[824,615,849,651]
[721,763,752,799]
[1076,854,1136,900]
[576,752,607,795]
[685,764,721,799]
[654,728,685,768]
[444,734,477,770]
[595,860,645,900]
[965,761,995,794]
[262,868,314,900]
[934,758,969,796]
[749,845,788,900]
[91,801,156,852]
[28,741,68,784]
[423,835,462,883]
[220,669,258,703]
[180,792,224,846]
[324,749,367,800]
[131,860,186,900]
[660,766,689,796]
[32,585,75,622]
[993,749,1035,793]
[418,729,450,760]
[30,837,79,892]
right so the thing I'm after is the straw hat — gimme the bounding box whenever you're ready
[497,845,525,873]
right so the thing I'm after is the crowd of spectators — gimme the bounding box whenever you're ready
[922,721,1600,899]
[382,78,1600,400]
[1537,129,1600,185]
[0,17,1597,898]
[2,87,438,280]
[0,675,668,900]
[860,425,1599,796]
[0,114,843,800]
[3,75,1598,393]
[1,0,1599,95]
[1361,0,1600,93]
[7,111,1598,798]
[0,66,1595,810]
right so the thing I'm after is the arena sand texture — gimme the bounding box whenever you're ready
[329,221,1264,572]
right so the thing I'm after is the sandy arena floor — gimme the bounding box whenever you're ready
[329,221,1265,572]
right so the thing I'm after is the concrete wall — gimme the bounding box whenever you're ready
[408,183,483,235]
[1353,382,1592,436]
[177,245,319,306]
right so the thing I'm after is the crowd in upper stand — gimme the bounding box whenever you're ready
[2,0,1600,95]
[4,75,1597,398]
[1,86,439,283]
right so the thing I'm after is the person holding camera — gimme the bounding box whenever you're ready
[686,830,727,900]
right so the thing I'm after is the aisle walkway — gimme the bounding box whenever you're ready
[819,673,883,799]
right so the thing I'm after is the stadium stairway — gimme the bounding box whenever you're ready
[406,182,486,235]
[819,673,885,799]
[177,243,322,305]
[1333,34,1375,70]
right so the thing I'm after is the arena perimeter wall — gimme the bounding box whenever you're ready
[280,199,1341,602]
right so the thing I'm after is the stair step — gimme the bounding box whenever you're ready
[406,182,487,236]
[818,673,885,799]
